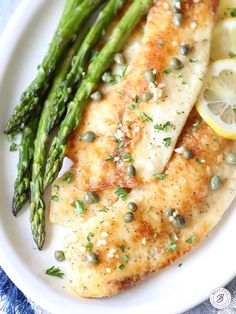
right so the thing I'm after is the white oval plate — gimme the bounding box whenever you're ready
[0,1,235,313]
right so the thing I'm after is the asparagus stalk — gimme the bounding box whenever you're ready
[46,0,126,132]
[4,0,104,135]
[29,28,89,250]
[44,0,152,189]
[12,115,39,216]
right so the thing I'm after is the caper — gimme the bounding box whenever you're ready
[170,57,184,70]
[225,152,236,165]
[173,214,186,228]
[90,91,102,101]
[102,72,114,83]
[164,208,175,218]
[54,250,65,261]
[173,13,183,27]
[157,39,165,46]
[123,212,134,223]
[114,53,125,66]
[84,192,100,204]
[127,202,137,212]
[180,44,191,56]
[141,92,152,102]
[144,69,156,83]
[172,0,182,13]
[86,251,99,264]
[126,165,136,176]
[82,131,96,143]
[182,147,192,159]
[210,175,221,190]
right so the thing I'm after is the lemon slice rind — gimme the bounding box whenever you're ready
[196,59,236,140]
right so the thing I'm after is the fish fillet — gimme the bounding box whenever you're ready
[51,109,236,297]
[67,0,216,191]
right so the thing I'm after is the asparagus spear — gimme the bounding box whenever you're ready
[29,28,89,250]
[44,0,152,189]
[12,115,39,216]
[4,0,104,135]
[46,0,126,132]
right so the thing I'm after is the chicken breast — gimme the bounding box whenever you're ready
[67,0,216,192]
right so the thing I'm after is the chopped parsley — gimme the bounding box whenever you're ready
[45,266,64,279]
[123,152,133,163]
[153,173,168,180]
[51,195,59,202]
[139,112,153,122]
[119,244,126,252]
[74,200,85,214]
[163,137,171,147]
[195,157,203,164]
[86,232,95,250]
[163,68,172,74]
[10,143,18,152]
[115,186,128,201]
[105,155,114,161]
[185,235,197,244]
[231,8,236,16]
[99,207,109,213]
[229,51,236,58]
[119,264,125,270]
[129,103,138,110]
[167,242,177,251]
[189,58,198,63]
[192,121,200,130]
[154,121,171,131]
[213,137,220,142]
[122,255,129,263]
[116,138,124,152]
[54,184,59,190]
[63,172,73,184]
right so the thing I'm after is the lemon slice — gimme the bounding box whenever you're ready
[217,0,236,20]
[211,18,236,60]
[196,59,236,139]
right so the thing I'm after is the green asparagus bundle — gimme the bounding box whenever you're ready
[45,0,126,135]
[30,0,126,250]
[29,28,89,250]
[12,115,39,216]
[4,0,104,135]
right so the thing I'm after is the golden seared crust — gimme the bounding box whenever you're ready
[50,109,236,297]
[67,0,215,192]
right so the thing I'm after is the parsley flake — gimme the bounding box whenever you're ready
[185,235,197,244]
[123,152,133,163]
[63,172,73,184]
[163,137,171,147]
[10,143,18,152]
[45,266,64,279]
[115,186,128,201]
[153,173,168,180]
[154,121,171,131]
[167,242,177,251]
[119,244,126,252]
[139,112,153,122]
